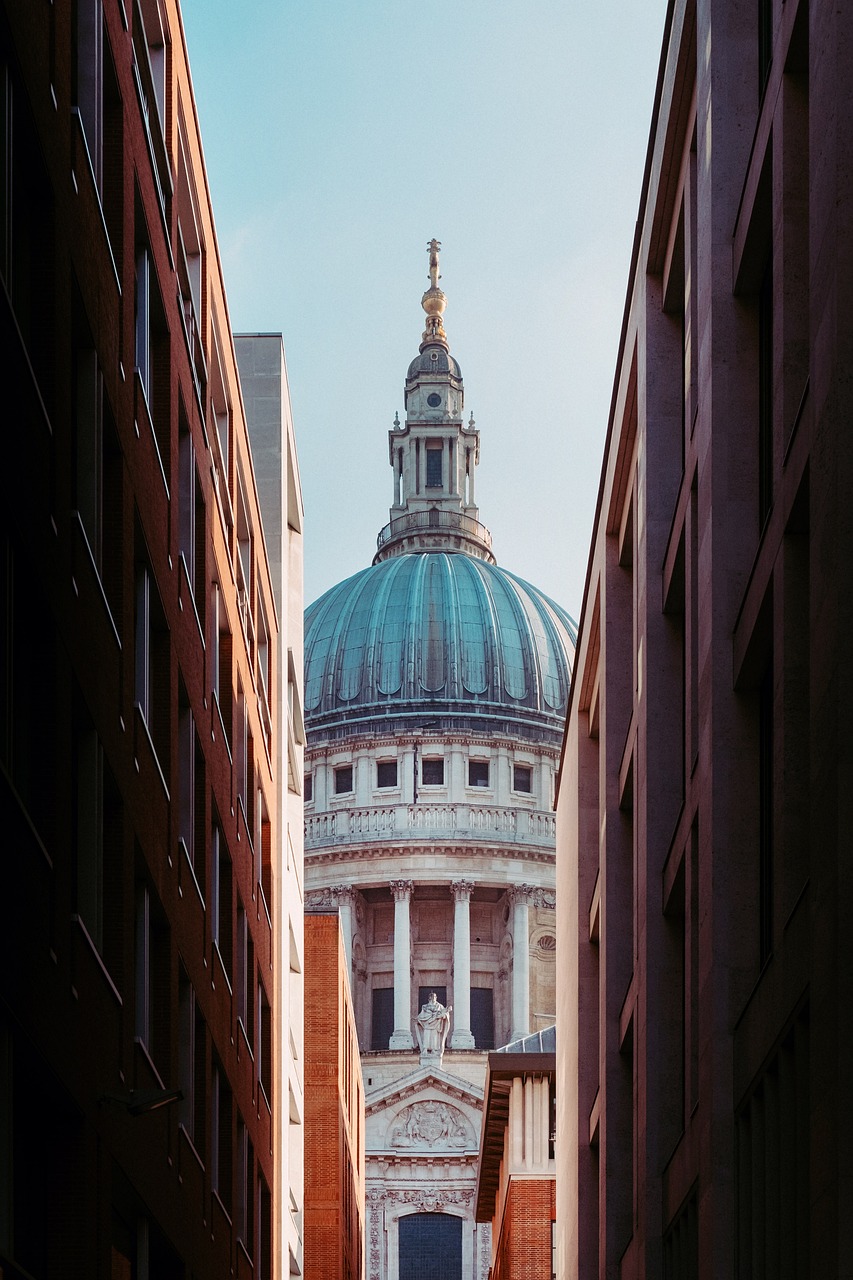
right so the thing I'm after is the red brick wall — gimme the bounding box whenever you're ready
[304,913,365,1280]
[492,1179,555,1280]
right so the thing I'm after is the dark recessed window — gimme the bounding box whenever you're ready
[427,392,441,407]
[334,765,353,795]
[304,772,313,802]
[371,987,394,1051]
[513,764,532,793]
[377,760,398,789]
[471,988,495,1050]
[422,757,444,786]
[468,760,489,788]
[426,447,442,488]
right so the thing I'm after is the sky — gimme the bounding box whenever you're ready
[179,0,668,618]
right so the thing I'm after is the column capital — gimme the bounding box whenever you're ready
[389,879,414,902]
[330,883,358,904]
[508,883,535,907]
[450,879,475,902]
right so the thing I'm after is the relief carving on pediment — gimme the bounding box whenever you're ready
[389,1100,474,1150]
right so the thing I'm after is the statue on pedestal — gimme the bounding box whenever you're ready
[416,992,452,1059]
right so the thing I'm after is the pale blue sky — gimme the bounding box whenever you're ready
[180,0,668,616]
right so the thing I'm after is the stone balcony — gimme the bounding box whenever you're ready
[304,802,556,851]
[373,508,496,564]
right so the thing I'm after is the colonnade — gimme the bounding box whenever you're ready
[329,880,535,1050]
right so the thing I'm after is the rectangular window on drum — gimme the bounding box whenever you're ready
[513,764,532,793]
[377,760,398,789]
[335,765,353,795]
[422,757,444,786]
[468,760,489,788]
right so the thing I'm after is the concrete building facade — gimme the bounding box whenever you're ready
[0,3,301,1278]
[237,335,306,1277]
[557,0,852,1275]
[304,244,576,1280]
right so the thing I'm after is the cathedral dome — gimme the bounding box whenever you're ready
[304,551,577,740]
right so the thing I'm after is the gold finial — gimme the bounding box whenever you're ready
[427,238,441,289]
[421,238,448,349]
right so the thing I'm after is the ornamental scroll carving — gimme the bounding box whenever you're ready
[305,887,335,909]
[389,1100,474,1150]
[368,1184,474,1212]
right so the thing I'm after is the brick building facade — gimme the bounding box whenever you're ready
[557,0,853,1275]
[304,911,366,1280]
[0,1,300,1276]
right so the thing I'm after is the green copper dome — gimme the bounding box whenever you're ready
[304,552,576,740]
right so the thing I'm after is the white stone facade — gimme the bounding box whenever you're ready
[236,335,305,1278]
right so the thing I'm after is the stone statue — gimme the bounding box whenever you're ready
[416,992,452,1056]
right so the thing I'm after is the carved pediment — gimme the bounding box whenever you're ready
[387,1100,475,1151]
[365,1065,483,1116]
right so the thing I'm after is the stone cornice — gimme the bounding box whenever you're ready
[305,842,557,867]
[306,733,560,760]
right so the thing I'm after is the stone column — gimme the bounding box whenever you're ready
[509,885,533,1041]
[450,880,476,1048]
[330,884,356,972]
[389,879,414,1048]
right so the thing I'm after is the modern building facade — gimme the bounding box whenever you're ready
[236,335,306,1277]
[304,244,576,1280]
[475,1028,556,1280]
[557,0,850,1275]
[0,2,301,1278]
[304,910,366,1280]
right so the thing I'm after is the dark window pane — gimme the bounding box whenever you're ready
[422,757,444,786]
[304,773,312,802]
[377,760,398,788]
[513,764,532,793]
[426,448,442,488]
[371,987,394,1050]
[468,760,489,788]
[334,765,353,794]
[471,988,495,1050]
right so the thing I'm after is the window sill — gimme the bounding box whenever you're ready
[178,836,206,911]
[133,703,171,802]
[133,1035,166,1091]
[178,1122,205,1174]
[70,913,123,1007]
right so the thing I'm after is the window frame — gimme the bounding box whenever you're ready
[468,759,490,789]
[334,764,353,796]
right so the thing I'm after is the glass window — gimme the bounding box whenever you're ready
[334,765,353,795]
[422,757,444,786]
[513,764,532,793]
[468,760,489,788]
[304,772,313,802]
[377,760,398,789]
[426,447,442,488]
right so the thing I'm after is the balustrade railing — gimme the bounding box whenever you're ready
[304,803,555,847]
